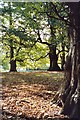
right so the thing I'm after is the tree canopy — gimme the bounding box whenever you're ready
[1,2,69,72]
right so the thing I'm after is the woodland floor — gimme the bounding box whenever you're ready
[0,71,71,120]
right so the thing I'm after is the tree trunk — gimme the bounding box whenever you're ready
[61,2,80,119]
[61,43,65,70]
[9,2,17,72]
[10,60,17,72]
[48,45,61,71]
[10,45,17,72]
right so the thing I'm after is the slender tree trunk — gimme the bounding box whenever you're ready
[10,60,17,72]
[9,2,17,72]
[10,45,17,72]
[48,45,61,71]
[61,2,80,119]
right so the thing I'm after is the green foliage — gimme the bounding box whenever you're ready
[1,2,69,71]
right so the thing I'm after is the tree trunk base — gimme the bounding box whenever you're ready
[48,66,61,71]
[9,70,17,72]
[10,60,17,72]
[61,91,80,120]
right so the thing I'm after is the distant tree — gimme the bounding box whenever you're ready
[1,2,38,71]
[35,2,68,71]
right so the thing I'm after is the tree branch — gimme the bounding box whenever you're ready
[16,46,22,56]
[37,30,50,46]
[49,3,70,25]
[29,52,49,62]
[57,49,69,56]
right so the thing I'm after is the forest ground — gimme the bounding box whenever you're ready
[1,71,70,120]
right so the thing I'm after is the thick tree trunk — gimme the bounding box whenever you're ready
[61,2,80,119]
[48,45,61,71]
[61,43,65,70]
[47,9,61,71]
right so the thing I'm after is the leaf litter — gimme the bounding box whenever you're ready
[1,72,69,119]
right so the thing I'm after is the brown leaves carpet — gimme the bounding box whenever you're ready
[1,72,69,120]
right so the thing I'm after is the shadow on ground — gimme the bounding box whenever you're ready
[2,110,77,120]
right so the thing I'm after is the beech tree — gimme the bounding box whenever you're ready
[61,2,80,120]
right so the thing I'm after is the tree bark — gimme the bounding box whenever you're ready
[48,15,61,71]
[10,60,17,72]
[61,2,80,119]
[61,42,65,70]
[10,45,17,72]
[48,45,61,71]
